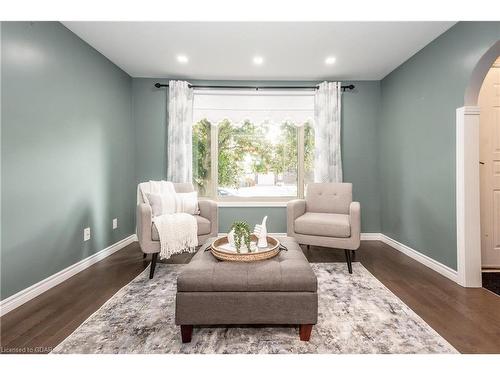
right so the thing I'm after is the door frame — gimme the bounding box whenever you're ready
[456,41,500,287]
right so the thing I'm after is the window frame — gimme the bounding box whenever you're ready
[193,91,313,204]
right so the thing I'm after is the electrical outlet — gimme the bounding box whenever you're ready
[84,227,91,241]
[112,218,118,229]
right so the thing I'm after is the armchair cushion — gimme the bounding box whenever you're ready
[176,191,200,215]
[294,212,351,238]
[194,215,212,235]
[146,192,176,216]
[152,215,212,240]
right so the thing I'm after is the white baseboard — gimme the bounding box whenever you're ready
[360,233,382,241]
[0,234,138,317]
[378,234,459,283]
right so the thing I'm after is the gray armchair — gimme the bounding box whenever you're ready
[137,182,218,278]
[287,183,360,273]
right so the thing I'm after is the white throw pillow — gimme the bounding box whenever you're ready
[176,192,200,215]
[146,192,176,217]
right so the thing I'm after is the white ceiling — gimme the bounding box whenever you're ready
[63,22,455,81]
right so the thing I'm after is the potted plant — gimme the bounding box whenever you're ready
[229,221,252,253]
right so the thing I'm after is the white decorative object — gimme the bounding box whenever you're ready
[314,81,343,183]
[167,80,194,183]
[254,216,268,248]
[227,229,236,248]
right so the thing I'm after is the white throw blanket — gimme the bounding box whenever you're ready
[152,212,197,259]
[138,181,198,259]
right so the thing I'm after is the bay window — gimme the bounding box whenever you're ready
[192,89,314,201]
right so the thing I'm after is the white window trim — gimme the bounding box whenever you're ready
[215,201,289,207]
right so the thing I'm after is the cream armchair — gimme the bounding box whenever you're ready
[137,182,218,278]
[287,183,360,273]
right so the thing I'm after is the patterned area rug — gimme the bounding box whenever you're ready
[52,263,457,354]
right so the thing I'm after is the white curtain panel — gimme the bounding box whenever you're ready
[167,80,194,183]
[314,81,343,183]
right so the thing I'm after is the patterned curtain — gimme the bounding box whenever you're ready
[314,81,342,182]
[167,80,194,183]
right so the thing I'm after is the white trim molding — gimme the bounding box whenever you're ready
[378,234,459,283]
[355,233,458,283]
[217,201,288,207]
[360,233,382,241]
[0,234,137,316]
[456,106,482,287]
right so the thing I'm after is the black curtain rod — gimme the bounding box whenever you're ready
[154,83,355,91]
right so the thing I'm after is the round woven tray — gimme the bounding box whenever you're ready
[211,234,280,262]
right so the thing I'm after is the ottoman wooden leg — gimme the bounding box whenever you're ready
[299,324,313,341]
[181,325,193,343]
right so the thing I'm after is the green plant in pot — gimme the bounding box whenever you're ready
[229,221,252,253]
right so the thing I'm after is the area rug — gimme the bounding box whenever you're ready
[52,263,457,354]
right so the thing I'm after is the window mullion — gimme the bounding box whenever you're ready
[298,125,305,199]
[210,123,218,199]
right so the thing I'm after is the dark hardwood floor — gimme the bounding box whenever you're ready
[1,240,499,354]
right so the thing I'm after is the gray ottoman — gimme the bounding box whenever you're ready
[175,236,318,342]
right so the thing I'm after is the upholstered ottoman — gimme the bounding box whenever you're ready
[175,236,318,342]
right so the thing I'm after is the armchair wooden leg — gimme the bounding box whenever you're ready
[149,253,158,279]
[181,325,193,343]
[344,249,353,274]
[143,253,147,259]
[351,250,356,262]
[299,324,313,341]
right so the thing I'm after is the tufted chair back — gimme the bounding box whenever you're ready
[305,183,352,215]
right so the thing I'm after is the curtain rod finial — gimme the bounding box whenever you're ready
[154,83,161,88]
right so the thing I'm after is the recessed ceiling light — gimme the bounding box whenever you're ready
[253,56,264,65]
[177,55,189,64]
[325,56,336,65]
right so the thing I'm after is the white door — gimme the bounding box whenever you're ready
[479,57,500,269]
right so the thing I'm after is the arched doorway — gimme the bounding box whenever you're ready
[456,40,500,287]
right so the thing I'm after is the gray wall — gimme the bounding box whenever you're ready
[132,78,381,233]
[1,22,136,299]
[379,22,500,270]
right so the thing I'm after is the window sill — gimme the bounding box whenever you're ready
[202,200,290,207]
